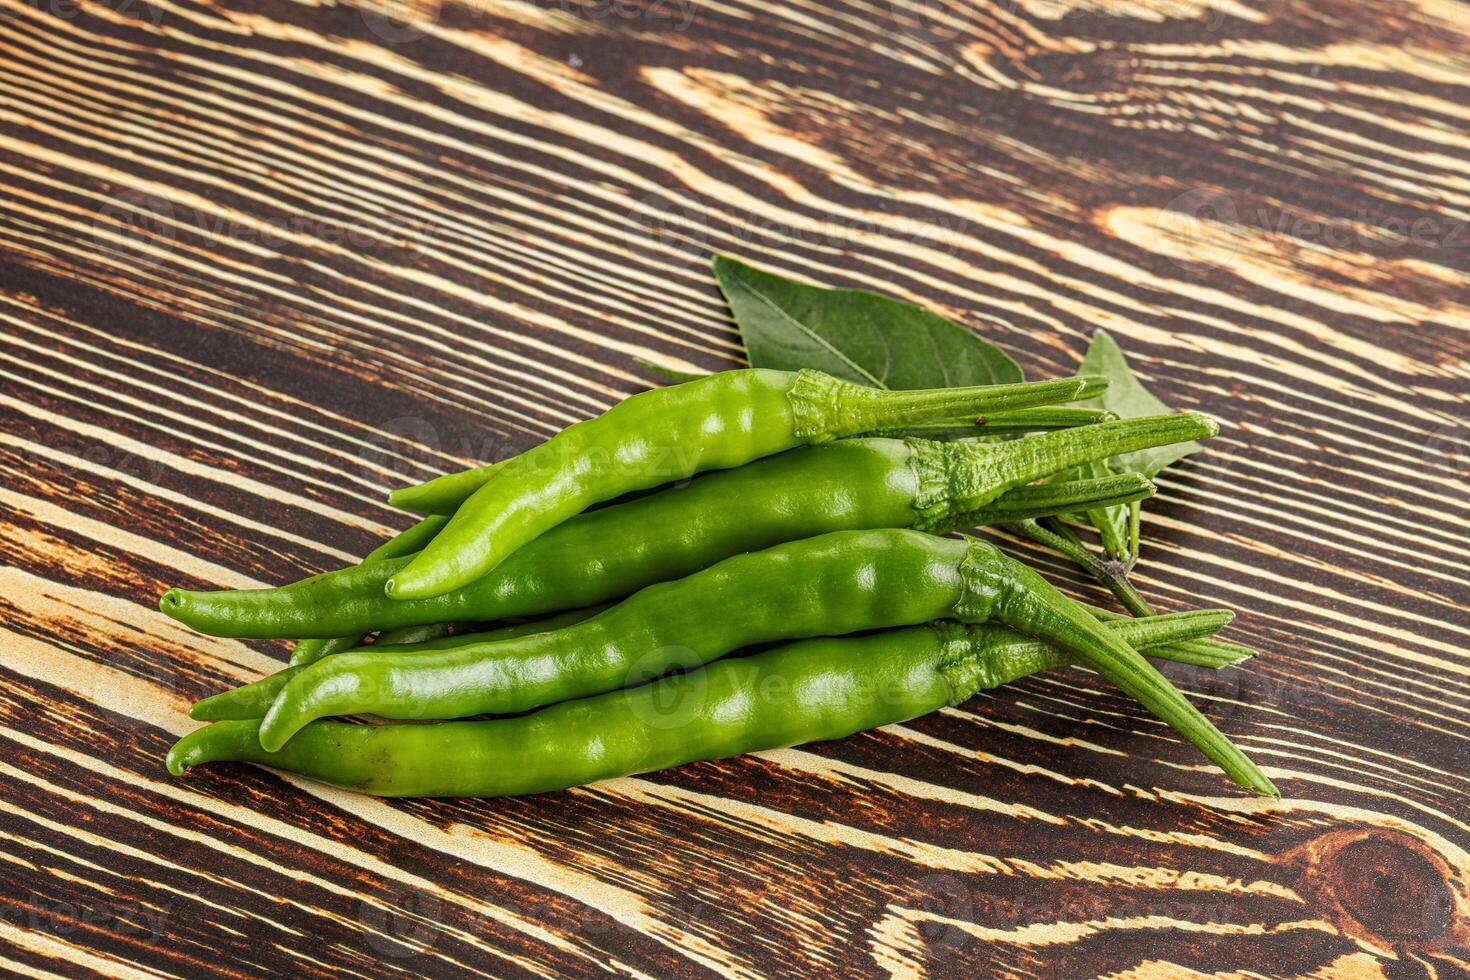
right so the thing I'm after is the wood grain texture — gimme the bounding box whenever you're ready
[1,0,1468,975]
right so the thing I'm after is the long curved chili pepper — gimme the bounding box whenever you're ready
[384,369,1108,599]
[190,605,608,722]
[161,414,1209,647]
[387,406,1118,518]
[170,472,1145,654]
[251,528,1275,795]
[288,514,449,665]
[188,597,1247,723]
[168,609,1251,797]
[285,622,458,701]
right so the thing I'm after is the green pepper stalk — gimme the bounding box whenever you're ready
[955,475,1151,526]
[1086,607,1254,669]
[168,609,1251,798]
[248,528,1274,796]
[385,369,1108,599]
[872,406,1118,441]
[1011,516,1156,617]
[161,415,1212,655]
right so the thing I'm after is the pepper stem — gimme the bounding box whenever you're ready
[874,406,1116,439]
[981,413,1215,508]
[939,608,1236,697]
[791,371,1108,440]
[911,413,1217,531]
[950,475,1154,529]
[957,538,1277,796]
[1085,607,1255,668]
[1009,517,1155,617]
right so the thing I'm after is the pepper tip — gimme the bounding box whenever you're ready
[188,697,220,722]
[158,588,187,617]
[1071,374,1110,400]
[1192,412,1221,439]
[256,704,293,753]
[165,737,194,777]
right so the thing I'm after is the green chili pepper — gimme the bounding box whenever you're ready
[384,369,1108,599]
[389,463,501,518]
[190,605,607,722]
[287,514,449,665]
[161,415,1209,645]
[167,609,1252,797]
[189,595,1246,722]
[251,528,1274,795]
[389,407,1118,518]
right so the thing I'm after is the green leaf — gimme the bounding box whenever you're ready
[1077,330,1204,478]
[713,255,1022,390]
[1065,330,1205,560]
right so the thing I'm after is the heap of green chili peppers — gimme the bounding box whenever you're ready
[163,367,1278,798]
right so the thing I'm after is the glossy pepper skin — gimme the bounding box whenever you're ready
[160,414,1210,646]
[385,368,1107,599]
[288,514,448,666]
[189,597,1242,722]
[252,528,1275,796]
[168,609,1244,797]
[387,406,1119,517]
[189,605,606,722]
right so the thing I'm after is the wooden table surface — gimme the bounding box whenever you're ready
[2,0,1468,976]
